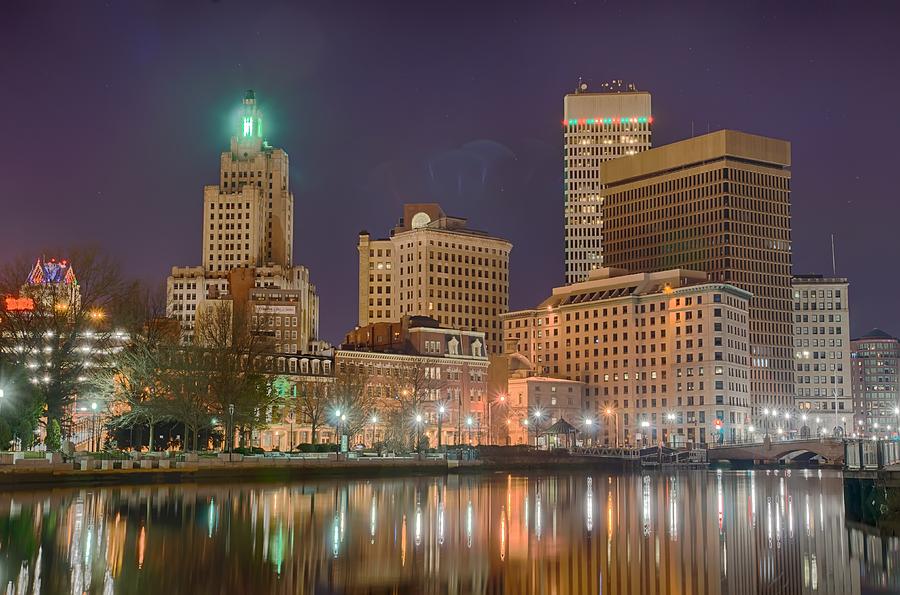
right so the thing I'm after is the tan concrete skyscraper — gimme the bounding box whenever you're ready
[358,203,511,354]
[563,80,652,284]
[599,130,793,416]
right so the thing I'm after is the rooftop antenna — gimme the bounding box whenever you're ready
[831,234,837,275]
[691,120,695,137]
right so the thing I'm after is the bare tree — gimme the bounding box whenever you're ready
[193,300,273,449]
[387,359,448,450]
[294,378,330,444]
[89,285,174,450]
[331,363,374,442]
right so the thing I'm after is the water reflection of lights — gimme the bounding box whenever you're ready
[208,498,216,538]
[370,496,377,544]
[716,470,724,535]
[788,495,794,540]
[750,471,757,528]
[668,476,678,540]
[414,505,422,547]
[0,472,877,593]
[642,475,651,537]
[438,502,445,546]
[137,525,146,569]
[500,506,507,561]
[586,477,593,533]
[466,501,473,549]
[332,514,340,558]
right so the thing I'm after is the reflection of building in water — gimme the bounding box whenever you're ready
[0,472,872,594]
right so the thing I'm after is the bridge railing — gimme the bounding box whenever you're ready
[845,439,900,471]
[570,446,640,459]
[708,437,843,450]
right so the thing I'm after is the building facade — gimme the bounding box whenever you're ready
[851,329,900,437]
[357,203,511,354]
[502,268,752,446]
[792,275,852,435]
[563,80,652,284]
[506,376,585,446]
[599,129,793,422]
[166,90,319,351]
[339,316,490,446]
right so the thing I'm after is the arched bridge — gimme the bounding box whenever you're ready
[708,438,844,463]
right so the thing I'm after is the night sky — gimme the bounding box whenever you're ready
[2,1,899,343]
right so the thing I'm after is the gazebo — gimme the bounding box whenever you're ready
[543,418,578,449]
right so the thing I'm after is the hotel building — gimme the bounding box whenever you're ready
[503,267,751,445]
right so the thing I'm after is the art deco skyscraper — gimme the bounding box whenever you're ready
[563,80,652,284]
[600,129,794,416]
[167,91,318,351]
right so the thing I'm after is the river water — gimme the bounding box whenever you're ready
[0,470,894,594]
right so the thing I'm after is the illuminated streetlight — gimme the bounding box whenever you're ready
[436,405,446,450]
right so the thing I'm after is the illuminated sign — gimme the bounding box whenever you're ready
[254,305,296,315]
[4,296,35,311]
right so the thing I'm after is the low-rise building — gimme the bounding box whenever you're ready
[506,376,585,446]
[338,316,489,446]
[851,329,900,437]
[502,268,752,446]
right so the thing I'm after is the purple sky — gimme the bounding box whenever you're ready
[2,1,899,342]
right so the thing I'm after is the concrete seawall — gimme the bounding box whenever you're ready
[0,454,637,490]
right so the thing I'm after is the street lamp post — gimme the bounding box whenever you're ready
[640,420,650,448]
[287,411,295,452]
[584,417,594,446]
[415,413,424,453]
[0,388,4,414]
[532,410,544,449]
[90,401,98,452]
[603,408,619,447]
[466,416,474,446]
[487,395,507,445]
[437,405,445,450]
[665,412,677,447]
[370,414,378,448]
[227,403,235,454]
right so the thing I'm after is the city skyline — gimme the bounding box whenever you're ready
[2,2,899,343]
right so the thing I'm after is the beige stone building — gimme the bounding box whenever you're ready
[503,268,752,445]
[563,80,652,284]
[792,275,852,435]
[599,129,793,420]
[357,203,511,355]
[167,90,318,351]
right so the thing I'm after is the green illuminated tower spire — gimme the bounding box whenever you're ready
[232,89,265,157]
